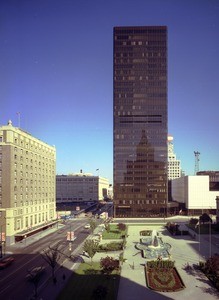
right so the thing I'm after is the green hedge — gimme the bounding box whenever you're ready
[97,242,123,252]
[147,260,175,269]
[140,230,152,236]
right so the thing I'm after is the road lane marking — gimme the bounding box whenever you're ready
[0,284,12,294]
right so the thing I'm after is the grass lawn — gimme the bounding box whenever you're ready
[102,224,126,240]
[57,262,119,300]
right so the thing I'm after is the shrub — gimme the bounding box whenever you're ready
[98,242,123,252]
[189,218,199,226]
[117,223,127,231]
[105,223,110,233]
[199,255,219,290]
[200,213,212,224]
[100,256,119,275]
[147,260,175,270]
[166,222,185,235]
[140,230,151,236]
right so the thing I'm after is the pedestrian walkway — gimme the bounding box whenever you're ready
[6,225,63,254]
[38,240,84,300]
[117,224,219,300]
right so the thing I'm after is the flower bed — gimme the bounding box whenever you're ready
[145,261,185,292]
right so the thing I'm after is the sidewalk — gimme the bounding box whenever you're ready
[38,240,84,300]
[5,223,66,254]
[117,224,219,300]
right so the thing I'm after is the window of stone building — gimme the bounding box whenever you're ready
[17,219,20,230]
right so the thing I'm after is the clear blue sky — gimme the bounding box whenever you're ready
[1,0,219,183]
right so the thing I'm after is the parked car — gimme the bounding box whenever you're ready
[0,257,15,269]
[84,224,91,229]
[26,266,45,280]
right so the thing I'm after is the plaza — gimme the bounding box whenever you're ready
[117,222,219,300]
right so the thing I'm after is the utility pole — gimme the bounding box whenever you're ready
[0,226,2,258]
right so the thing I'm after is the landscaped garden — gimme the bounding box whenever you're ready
[102,223,127,240]
[145,260,185,292]
[57,222,126,300]
[57,261,120,300]
[199,254,219,291]
[187,214,219,234]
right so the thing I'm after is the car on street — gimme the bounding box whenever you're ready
[26,266,45,280]
[0,257,15,269]
[84,224,90,229]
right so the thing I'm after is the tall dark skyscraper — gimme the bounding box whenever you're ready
[113,26,168,217]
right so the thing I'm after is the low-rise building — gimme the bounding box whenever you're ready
[0,121,56,245]
[171,175,218,215]
[56,172,109,204]
[197,171,219,191]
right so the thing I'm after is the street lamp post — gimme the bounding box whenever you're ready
[0,226,2,258]
[209,208,212,258]
[198,217,201,262]
[209,220,212,258]
[113,276,116,300]
[0,225,6,258]
[68,223,73,251]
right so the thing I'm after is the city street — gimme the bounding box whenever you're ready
[0,218,90,300]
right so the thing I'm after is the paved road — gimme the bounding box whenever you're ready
[0,219,90,300]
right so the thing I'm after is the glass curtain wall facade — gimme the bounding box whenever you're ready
[113,26,168,217]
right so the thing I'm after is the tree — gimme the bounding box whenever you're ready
[199,213,212,224]
[26,266,45,298]
[105,223,110,233]
[89,218,97,233]
[100,256,119,276]
[41,244,61,283]
[205,254,219,276]
[189,218,199,226]
[83,239,99,265]
[117,223,126,231]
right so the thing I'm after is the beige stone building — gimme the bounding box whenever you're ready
[56,172,109,203]
[0,121,56,246]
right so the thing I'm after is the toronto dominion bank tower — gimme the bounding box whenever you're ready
[113,26,168,218]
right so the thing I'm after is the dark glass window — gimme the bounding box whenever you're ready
[113,26,168,218]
